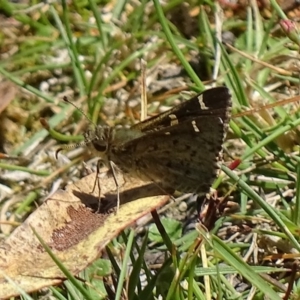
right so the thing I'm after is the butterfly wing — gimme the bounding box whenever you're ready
[109,114,229,194]
[131,87,231,133]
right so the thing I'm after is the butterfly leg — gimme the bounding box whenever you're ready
[91,159,102,212]
[109,160,120,212]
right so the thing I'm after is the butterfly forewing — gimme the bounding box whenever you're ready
[131,86,231,133]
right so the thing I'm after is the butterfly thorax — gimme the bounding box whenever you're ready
[84,125,144,169]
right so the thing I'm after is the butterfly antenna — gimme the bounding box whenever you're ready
[55,141,87,159]
[63,96,95,126]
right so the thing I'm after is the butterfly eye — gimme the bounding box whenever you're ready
[92,140,107,152]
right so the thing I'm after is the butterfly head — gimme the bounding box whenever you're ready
[84,125,114,158]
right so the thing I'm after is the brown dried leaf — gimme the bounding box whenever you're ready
[0,172,171,299]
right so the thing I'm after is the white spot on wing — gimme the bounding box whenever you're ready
[198,94,209,110]
[191,120,200,132]
[169,114,179,126]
